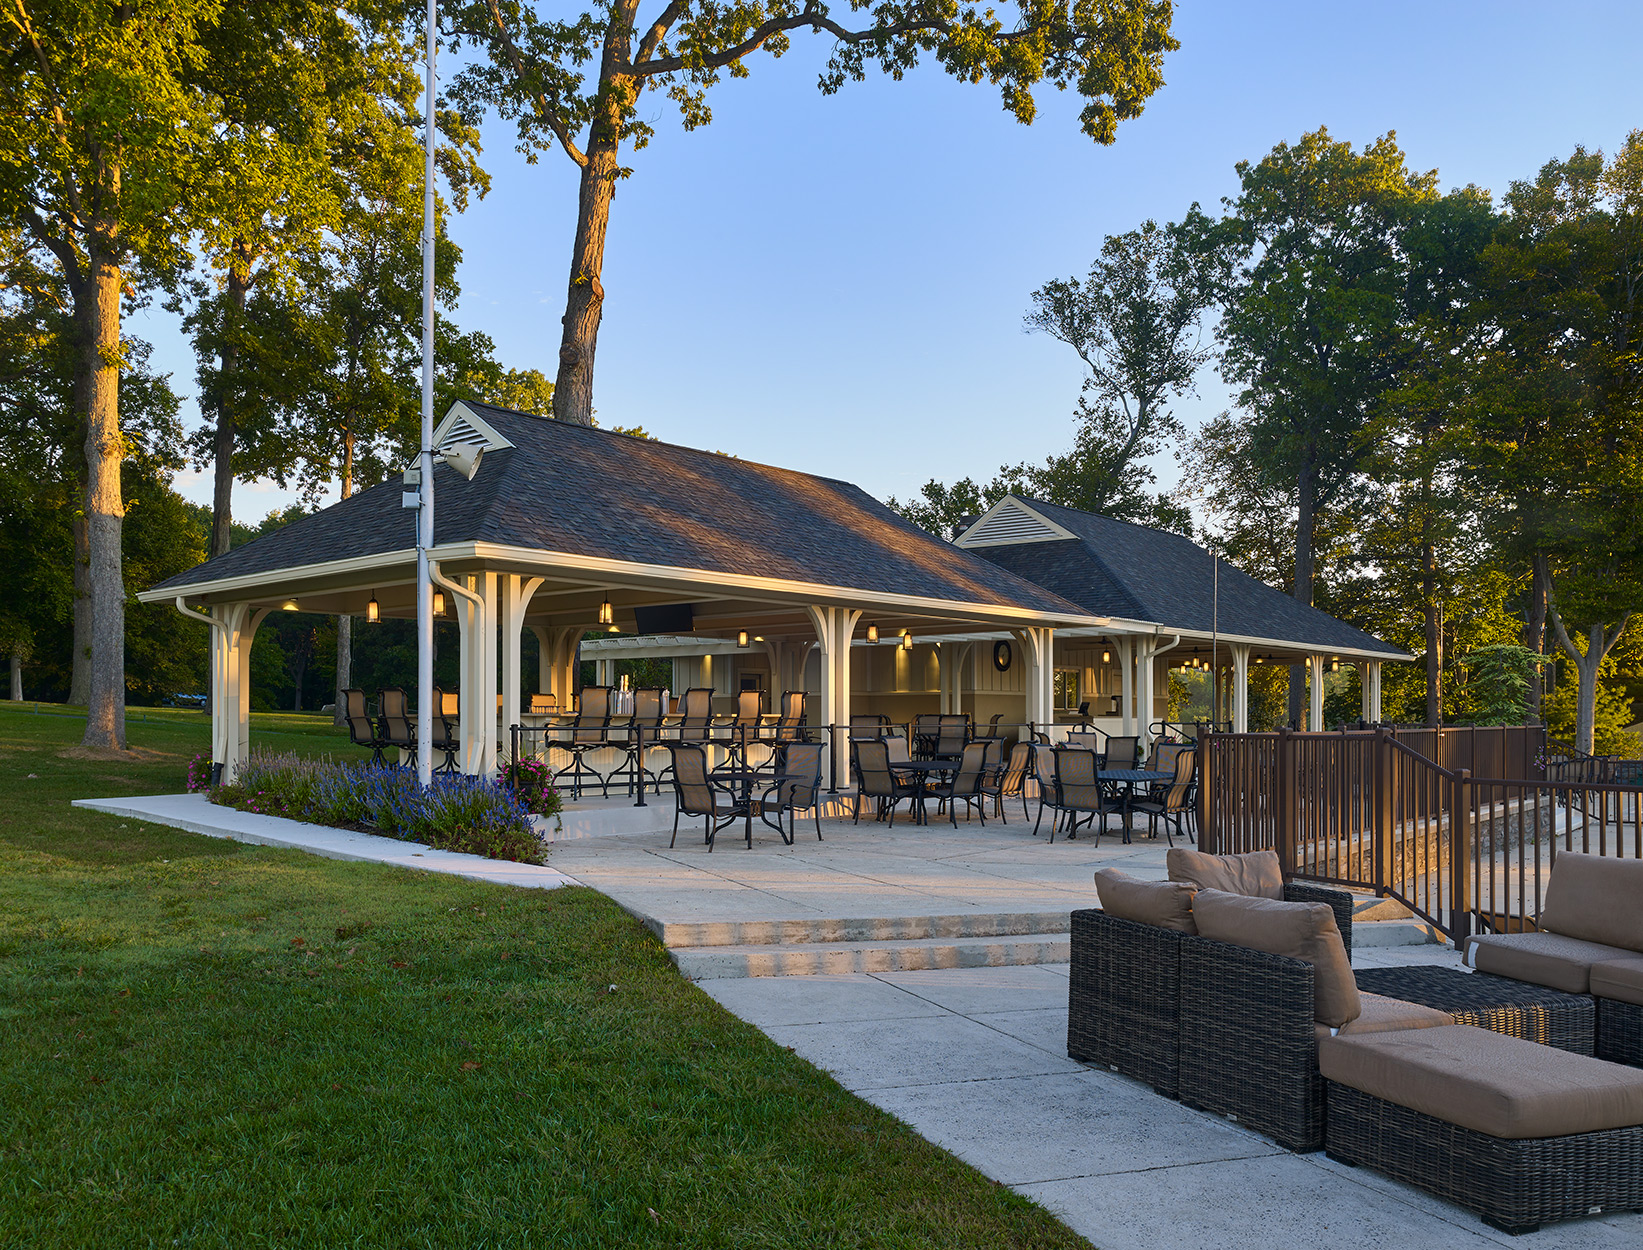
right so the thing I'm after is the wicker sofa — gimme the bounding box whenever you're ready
[1466,852,1643,1067]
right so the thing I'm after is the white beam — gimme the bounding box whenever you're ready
[1232,644,1250,733]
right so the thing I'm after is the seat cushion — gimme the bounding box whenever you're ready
[1315,992,1454,1042]
[1167,848,1285,900]
[1540,851,1643,952]
[1468,931,1636,994]
[1592,956,1643,1007]
[1319,1024,1643,1139]
[1192,889,1360,1027]
[1095,869,1197,934]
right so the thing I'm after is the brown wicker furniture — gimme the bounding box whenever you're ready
[1321,1025,1643,1234]
[1354,965,1596,1055]
[1068,907,1189,1096]
[1603,1000,1643,1068]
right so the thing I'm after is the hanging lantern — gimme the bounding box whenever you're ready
[280,598,300,612]
[901,632,913,652]
[366,593,380,624]
[432,589,445,617]
[737,629,750,648]
[1102,649,1111,664]
[867,623,879,643]
[598,599,614,626]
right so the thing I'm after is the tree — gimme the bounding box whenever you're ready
[1470,136,1643,752]
[1022,220,1212,524]
[1188,129,1439,725]
[446,0,1179,425]
[0,0,217,747]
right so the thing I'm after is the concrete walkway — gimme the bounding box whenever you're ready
[72,793,579,889]
[704,952,1643,1250]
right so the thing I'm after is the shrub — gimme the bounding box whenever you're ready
[186,753,212,793]
[499,755,563,821]
[209,751,544,864]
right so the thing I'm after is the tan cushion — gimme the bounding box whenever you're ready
[1540,851,1643,952]
[1469,931,1635,994]
[1167,848,1285,900]
[1192,889,1360,1027]
[1094,869,1197,934]
[1314,992,1454,1042]
[1591,956,1643,1007]
[1320,1024,1643,1139]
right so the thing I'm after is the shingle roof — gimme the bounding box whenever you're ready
[153,404,1090,618]
[969,497,1407,657]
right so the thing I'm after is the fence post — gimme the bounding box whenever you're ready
[1374,727,1393,897]
[1450,767,1473,943]
[1197,733,1214,854]
[1276,727,1298,876]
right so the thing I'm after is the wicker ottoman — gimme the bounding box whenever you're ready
[1600,999,1643,1067]
[1354,965,1596,1054]
[1321,1025,1643,1234]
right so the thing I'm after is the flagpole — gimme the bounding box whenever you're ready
[416,0,437,788]
[1211,556,1219,726]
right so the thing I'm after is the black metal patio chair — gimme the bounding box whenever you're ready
[912,713,942,758]
[1103,734,1141,770]
[666,743,746,851]
[852,738,917,826]
[760,741,826,844]
[981,740,1033,823]
[554,685,614,798]
[378,687,415,768]
[1031,742,1061,836]
[929,741,990,827]
[610,686,667,795]
[1131,745,1197,846]
[342,688,385,764]
[430,686,460,773]
[1053,747,1125,845]
[771,690,808,746]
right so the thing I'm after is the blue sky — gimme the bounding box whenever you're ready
[143,0,1643,524]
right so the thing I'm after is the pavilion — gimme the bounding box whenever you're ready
[143,401,1410,782]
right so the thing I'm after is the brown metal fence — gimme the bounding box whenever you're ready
[1198,724,1642,941]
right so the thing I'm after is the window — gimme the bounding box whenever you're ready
[1054,669,1080,711]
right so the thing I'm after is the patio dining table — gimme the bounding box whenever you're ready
[1097,768,1173,843]
[889,758,960,826]
[712,765,781,849]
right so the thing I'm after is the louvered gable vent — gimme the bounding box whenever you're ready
[430,403,514,454]
[957,499,1068,547]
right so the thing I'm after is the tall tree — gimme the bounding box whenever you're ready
[1022,219,1212,524]
[1189,129,1438,725]
[446,0,1179,425]
[0,0,216,747]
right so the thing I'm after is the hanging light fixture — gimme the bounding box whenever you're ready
[901,631,913,652]
[432,589,445,617]
[1255,655,1266,664]
[867,623,879,643]
[1102,649,1111,664]
[598,599,614,626]
[366,593,380,624]
[737,629,750,648]
[1330,657,1340,673]
[280,598,300,612]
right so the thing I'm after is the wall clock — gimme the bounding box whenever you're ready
[993,641,1012,673]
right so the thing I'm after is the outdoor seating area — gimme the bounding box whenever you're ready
[1070,847,1643,1236]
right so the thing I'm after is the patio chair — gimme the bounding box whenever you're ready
[672,687,716,746]
[912,713,942,758]
[849,713,889,741]
[852,739,917,826]
[981,740,1034,823]
[772,691,808,745]
[978,712,1006,739]
[554,685,614,798]
[1147,740,1191,774]
[525,692,558,716]
[722,689,765,770]
[935,714,970,758]
[760,741,826,844]
[430,686,460,773]
[929,741,989,827]
[342,689,385,764]
[1066,731,1101,753]
[666,743,746,851]
[1032,743,1061,836]
[1103,734,1140,770]
[378,687,415,768]
[1130,745,1197,845]
[609,686,667,795]
[1053,747,1125,844]
[885,734,911,765]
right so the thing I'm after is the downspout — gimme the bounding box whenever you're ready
[429,562,486,772]
[176,598,229,781]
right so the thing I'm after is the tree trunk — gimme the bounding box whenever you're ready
[551,21,638,427]
[1288,460,1316,727]
[210,243,253,557]
[9,651,22,701]
[1423,532,1442,725]
[69,514,92,705]
[1546,606,1629,756]
[1524,553,1549,721]
[333,432,353,725]
[81,224,126,750]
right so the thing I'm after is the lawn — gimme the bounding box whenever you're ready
[0,705,1090,1248]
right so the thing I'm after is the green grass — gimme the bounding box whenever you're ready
[0,706,1090,1248]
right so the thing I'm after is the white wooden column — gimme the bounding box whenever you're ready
[1309,653,1325,732]
[234,607,272,770]
[1112,636,1136,735]
[501,577,542,759]
[1232,644,1251,733]
[477,573,499,774]
[807,606,861,783]
[1013,628,1054,732]
[456,576,477,772]
[1368,660,1383,723]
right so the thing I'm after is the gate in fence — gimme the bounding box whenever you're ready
[1198,724,1643,942]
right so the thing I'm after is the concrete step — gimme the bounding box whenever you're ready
[1352,917,1444,947]
[652,909,1072,949]
[674,932,1071,979]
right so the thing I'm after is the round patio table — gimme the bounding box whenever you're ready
[889,758,959,825]
[1097,768,1173,842]
[710,766,779,849]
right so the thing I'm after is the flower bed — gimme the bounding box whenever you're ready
[208,750,545,864]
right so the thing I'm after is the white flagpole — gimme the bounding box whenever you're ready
[416,0,437,788]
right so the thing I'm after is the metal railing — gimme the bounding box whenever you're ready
[1198,723,1641,941]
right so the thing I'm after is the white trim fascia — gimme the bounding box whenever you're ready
[953,495,1078,548]
[136,548,419,604]
[459,542,1101,628]
[1156,626,1413,663]
[434,401,515,451]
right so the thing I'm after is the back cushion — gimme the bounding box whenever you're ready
[1167,848,1285,900]
[1192,889,1361,1027]
[1095,869,1197,934]
[1540,852,1643,952]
